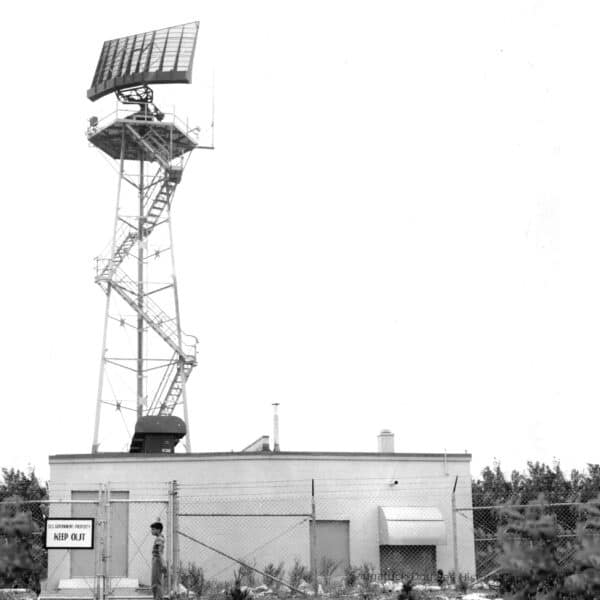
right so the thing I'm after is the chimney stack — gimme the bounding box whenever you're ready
[273,403,280,452]
[377,429,394,453]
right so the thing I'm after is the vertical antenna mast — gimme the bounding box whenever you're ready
[86,22,211,453]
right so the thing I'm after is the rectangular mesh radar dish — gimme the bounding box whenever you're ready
[87,22,199,101]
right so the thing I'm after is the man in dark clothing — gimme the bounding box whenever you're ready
[150,521,167,600]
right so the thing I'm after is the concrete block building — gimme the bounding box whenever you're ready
[46,431,475,592]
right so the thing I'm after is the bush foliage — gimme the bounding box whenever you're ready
[0,469,47,593]
[497,494,600,599]
[178,562,205,597]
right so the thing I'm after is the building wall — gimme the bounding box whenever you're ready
[47,452,475,588]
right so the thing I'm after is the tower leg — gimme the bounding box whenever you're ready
[92,289,111,453]
[137,156,145,419]
[168,217,192,452]
[92,132,127,453]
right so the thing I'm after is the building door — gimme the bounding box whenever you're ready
[107,492,129,576]
[71,491,98,577]
[379,545,436,579]
[71,491,129,577]
[315,520,350,575]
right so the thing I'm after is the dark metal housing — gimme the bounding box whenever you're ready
[129,415,187,454]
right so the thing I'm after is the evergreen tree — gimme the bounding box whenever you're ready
[471,462,600,582]
[472,462,600,507]
[565,496,600,597]
[497,495,600,599]
[0,468,48,592]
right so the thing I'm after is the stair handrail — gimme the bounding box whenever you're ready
[109,267,197,360]
[95,175,175,281]
[146,353,179,415]
[157,361,194,416]
[125,124,171,170]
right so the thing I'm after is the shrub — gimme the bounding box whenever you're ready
[319,557,341,588]
[456,573,469,593]
[358,562,374,587]
[343,564,358,588]
[234,564,256,588]
[397,580,414,600]
[288,558,311,589]
[564,496,600,598]
[497,493,600,598]
[263,561,285,591]
[199,579,222,600]
[0,593,36,600]
[229,573,250,600]
[178,562,205,597]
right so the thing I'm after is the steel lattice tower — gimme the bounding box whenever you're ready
[85,22,209,453]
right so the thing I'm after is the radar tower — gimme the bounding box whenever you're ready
[86,22,210,453]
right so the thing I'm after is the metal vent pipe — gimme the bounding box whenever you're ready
[273,403,280,452]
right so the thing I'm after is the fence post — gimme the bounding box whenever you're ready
[95,485,103,600]
[105,484,112,599]
[167,482,173,596]
[171,480,180,595]
[96,483,109,600]
[451,476,459,584]
[310,479,318,596]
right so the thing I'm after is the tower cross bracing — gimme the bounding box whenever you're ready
[88,106,202,453]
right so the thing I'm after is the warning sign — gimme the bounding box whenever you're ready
[45,518,95,549]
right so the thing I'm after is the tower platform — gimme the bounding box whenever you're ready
[86,107,199,161]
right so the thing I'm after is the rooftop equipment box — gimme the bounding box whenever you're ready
[129,415,186,453]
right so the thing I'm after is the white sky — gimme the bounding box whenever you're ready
[0,1,594,484]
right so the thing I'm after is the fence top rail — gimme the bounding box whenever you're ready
[458,501,590,511]
[1,498,170,504]
[475,532,582,541]
[178,512,312,517]
[109,499,168,503]
[1,499,100,505]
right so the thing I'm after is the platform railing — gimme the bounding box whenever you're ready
[86,105,201,145]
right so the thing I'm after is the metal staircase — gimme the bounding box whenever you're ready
[96,175,178,281]
[125,123,171,170]
[94,120,197,421]
[101,266,196,362]
[147,356,195,415]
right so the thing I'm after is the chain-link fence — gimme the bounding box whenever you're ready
[175,480,314,593]
[0,483,173,598]
[310,475,474,586]
[0,498,48,592]
[107,496,170,591]
[173,476,475,591]
[455,500,597,580]
[2,475,481,596]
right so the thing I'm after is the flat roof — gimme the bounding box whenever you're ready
[50,450,471,462]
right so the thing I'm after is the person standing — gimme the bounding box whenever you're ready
[150,521,167,600]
